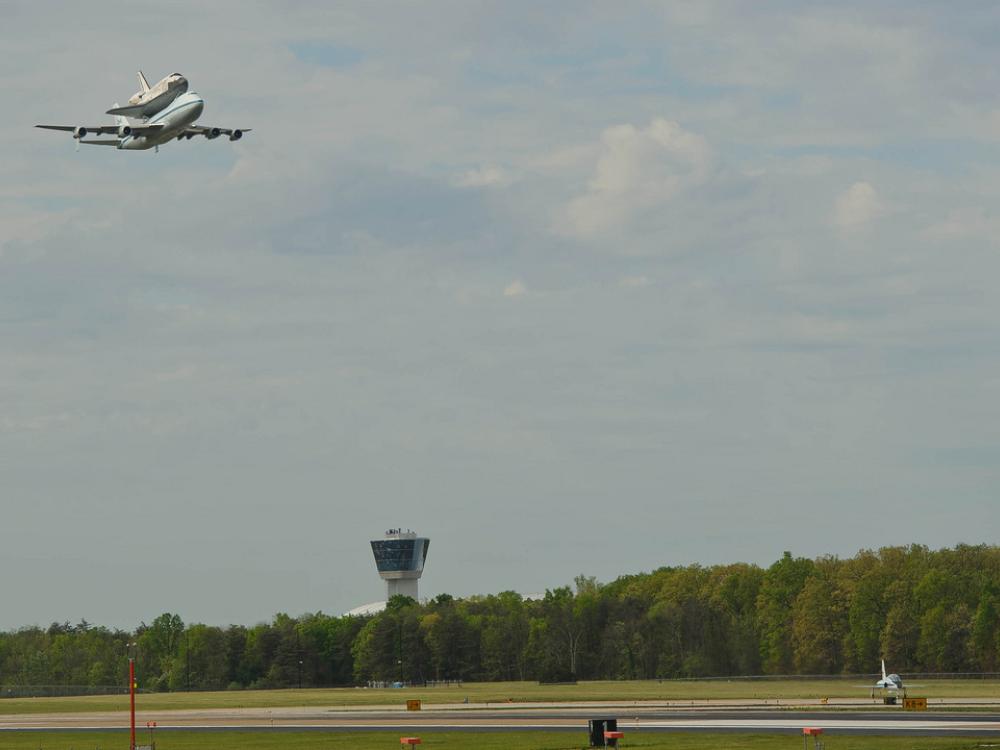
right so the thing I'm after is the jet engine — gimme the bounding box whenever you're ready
[118,125,132,137]
[205,127,221,140]
[228,130,243,141]
[74,126,88,139]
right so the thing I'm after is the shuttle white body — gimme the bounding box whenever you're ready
[106,72,189,119]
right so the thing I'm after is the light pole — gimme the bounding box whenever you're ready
[126,642,137,750]
[295,628,303,689]
[397,616,404,685]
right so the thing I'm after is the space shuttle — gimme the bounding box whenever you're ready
[106,71,188,119]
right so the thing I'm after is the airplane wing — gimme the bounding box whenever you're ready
[80,140,122,147]
[36,123,165,136]
[180,125,251,141]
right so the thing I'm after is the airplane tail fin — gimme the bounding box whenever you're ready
[137,71,151,93]
[881,659,888,680]
[113,105,129,129]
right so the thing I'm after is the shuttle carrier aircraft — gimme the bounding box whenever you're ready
[37,71,250,151]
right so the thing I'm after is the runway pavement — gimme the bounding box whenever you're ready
[2,703,1000,737]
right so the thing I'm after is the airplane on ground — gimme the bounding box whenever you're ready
[865,659,923,700]
[875,659,904,693]
[36,71,250,152]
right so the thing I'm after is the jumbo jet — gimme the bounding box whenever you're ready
[36,71,250,151]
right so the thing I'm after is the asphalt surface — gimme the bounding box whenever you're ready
[3,705,1000,737]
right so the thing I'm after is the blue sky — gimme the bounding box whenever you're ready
[2,1,999,629]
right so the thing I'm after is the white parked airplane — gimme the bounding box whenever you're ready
[875,659,904,692]
[36,71,250,151]
[864,659,924,700]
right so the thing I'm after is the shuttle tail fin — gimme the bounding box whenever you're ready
[137,71,151,93]
[107,103,147,118]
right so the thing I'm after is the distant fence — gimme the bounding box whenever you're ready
[0,685,145,698]
[364,679,464,689]
[652,672,1000,682]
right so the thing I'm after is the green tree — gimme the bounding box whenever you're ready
[479,592,529,680]
[843,552,888,673]
[169,624,227,691]
[757,552,814,673]
[791,563,847,673]
[538,587,587,679]
[137,613,184,691]
[971,592,1000,671]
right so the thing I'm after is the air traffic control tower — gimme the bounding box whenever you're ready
[370,529,430,600]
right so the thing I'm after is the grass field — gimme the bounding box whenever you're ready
[3,679,1000,715]
[4,731,998,750]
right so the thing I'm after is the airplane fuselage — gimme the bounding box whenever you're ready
[118,92,204,150]
[877,673,903,690]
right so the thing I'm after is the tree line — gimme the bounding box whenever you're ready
[1,544,999,691]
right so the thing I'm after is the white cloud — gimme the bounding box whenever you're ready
[454,165,510,188]
[503,279,527,297]
[923,206,1000,245]
[619,275,651,288]
[558,118,713,238]
[784,313,852,343]
[154,364,199,382]
[4,2,1000,631]
[0,412,72,434]
[833,181,884,229]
